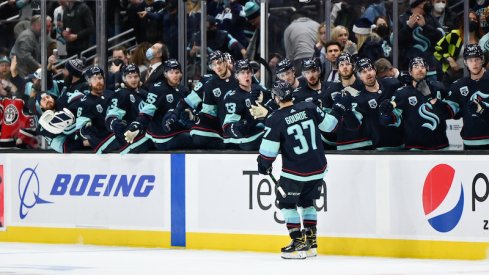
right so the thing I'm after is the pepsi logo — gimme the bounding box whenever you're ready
[422,164,464,233]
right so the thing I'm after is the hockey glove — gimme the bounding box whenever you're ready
[162,109,179,133]
[468,99,489,119]
[257,156,270,175]
[109,118,128,144]
[124,121,143,144]
[332,93,352,116]
[229,120,251,138]
[249,102,269,119]
[379,99,394,116]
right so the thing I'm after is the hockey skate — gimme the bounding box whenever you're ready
[281,236,307,259]
[304,228,317,257]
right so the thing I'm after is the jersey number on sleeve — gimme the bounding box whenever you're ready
[286,119,317,155]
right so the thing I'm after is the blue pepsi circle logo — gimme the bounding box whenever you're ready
[422,164,464,233]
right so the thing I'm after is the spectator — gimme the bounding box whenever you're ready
[10,15,42,77]
[0,55,24,99]
[243,1,261,61]
[331,25,357,56]
[353,17,385,62]
[398,0,443,78]
[435,11,482,85]
[53,0,67,58]
[283,10,320,75]
[430,0,457,32]
[62,0,95,57]
[372,15,393,60]
[130,42,151,75]
[374,58,401,79]
[472,0,489,34]
[323,40,342,83]
[141,42,168,90]
[216,0,253,48]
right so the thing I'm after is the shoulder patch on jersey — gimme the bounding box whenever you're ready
[245,98,251,108]
[213,88,222,97]
[130,94,136,103]
[460,86,469,97]
[166,94,174,103]
[368,99,377,109]
[96,104,103,113]
[408,96,417,106]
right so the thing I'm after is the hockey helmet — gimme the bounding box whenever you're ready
[121,63,140,78]
[408,57,428,71]
[275,58,294,75]
[302,57,321,72]
[463,44,484,60]
[355,58,374,73]
[271,80,294,102]
[223,52,234,64]
[234,59,252,73]
[84,65,104,81]
[208,50,225,64]
[163,59,182,73]
[336,52,354,67]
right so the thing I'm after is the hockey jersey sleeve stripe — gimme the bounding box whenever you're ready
[106,107,127,120]
[140,103,157,117]
[201,103,218,117]
[318,114,338,133]
[443,99,459,118]
[75,116,91,131]
[184,91,202,109]
[223,113,241,126]
[258,139,280,158]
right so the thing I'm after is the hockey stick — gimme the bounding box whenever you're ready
[268,170,287,198]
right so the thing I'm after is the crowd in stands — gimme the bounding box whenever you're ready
[1,0,489,152]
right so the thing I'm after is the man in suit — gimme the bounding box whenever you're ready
[141,42,168,90]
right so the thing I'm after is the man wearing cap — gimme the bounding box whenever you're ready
[105,64,149,154]
[58,58,89,108]
[222,59,265,150]
[379,56,450,150]
[353,58,404,150]
[0,56,24,99]
[75,66,120,153]
[124,59,192,151]
[323,52,372,150]
[398,0,443,76]
[242,1,261,60]
[444,44,489,150]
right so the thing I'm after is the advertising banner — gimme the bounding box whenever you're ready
[7,154,171,230]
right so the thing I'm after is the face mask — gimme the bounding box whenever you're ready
[145,48,154,61]
[433,3,446,13]
[469,21,479,32]
[423,2,433,14]
[376,25,389,38]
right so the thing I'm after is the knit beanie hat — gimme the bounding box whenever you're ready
[410,0,425,8]
[65,58,85,78]
[353,18,374,35]
[244,1,260,21]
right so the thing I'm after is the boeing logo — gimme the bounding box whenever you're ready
[422,164,464,233]
[18,165,52,219]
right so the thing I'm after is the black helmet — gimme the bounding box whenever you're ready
[271,80,294,102]
[302,57,321,72]
[234,59,252,73]
[355,58,374,73]
[275,58,294,75]
[463,44,484,60]
[121,63,140,78]
[336,52,354,68]
[163,59,182,73]
[409,57,428,71]
[208,50,225,64]
[223,52,234,64]
[84,65,104,81]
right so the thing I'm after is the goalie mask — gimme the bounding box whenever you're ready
[271,80,294,102]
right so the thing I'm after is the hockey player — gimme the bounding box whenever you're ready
[222,59,265,150]
[275,58,305,89]
[354,58,404,150]
[293,57,322,107]
[444,44,489,150]
[189,51,238,149]
[379,57,451,150]
[124,59,192,151]
[324,52,372,150]
[75,66,120,153]
[256,80,340,259]
[105,64,149,154]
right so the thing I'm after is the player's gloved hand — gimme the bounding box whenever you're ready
[79,122,93,140]
[249,101,268,119]
[162,109,178,133]
[124,121,143,144]
[468,98,487,116]
[257,156,270,175]
[379,99,394,116]
[179,109,197,129]
[343,86,361,97]
[230,120,250,138]
[399,73,413,86]
[110,118,128,144]
[332,93,352,116]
